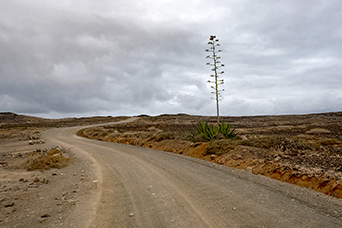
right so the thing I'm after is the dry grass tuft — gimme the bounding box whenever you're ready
[205,139,240,155]
[21,149,73,171]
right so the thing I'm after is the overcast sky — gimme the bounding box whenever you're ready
[1,0,341,118]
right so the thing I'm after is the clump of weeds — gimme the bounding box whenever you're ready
[7,149,74,171]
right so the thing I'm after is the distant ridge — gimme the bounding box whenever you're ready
[0,112,47,125]
[0,112,127,128]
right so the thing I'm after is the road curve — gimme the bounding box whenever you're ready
[45,120,342,228]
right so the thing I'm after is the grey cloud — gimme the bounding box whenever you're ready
[0,1,341,117]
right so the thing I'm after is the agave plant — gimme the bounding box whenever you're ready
[189,121,212,141]
[190,121,237,141]
[218,122,237,139]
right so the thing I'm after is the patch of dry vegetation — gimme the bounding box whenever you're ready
[6,148,73,171]
[24,149,73,171]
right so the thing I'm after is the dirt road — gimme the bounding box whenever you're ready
[46,121,342,228]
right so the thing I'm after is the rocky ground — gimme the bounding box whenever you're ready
[0,131,99,228]
[77,112,342,199]
[0,113,127,228]
[1,111,342,227]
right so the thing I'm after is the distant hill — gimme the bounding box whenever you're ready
[0,112,127,128]
[0,112,47,125]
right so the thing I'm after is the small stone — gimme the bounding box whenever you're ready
[41,213,51,218]
[0,161,8,166]
[129,213,134,217]
[67,199,77,205]
[37,217,47,223]
[62,191,68,196]
[33,177,40,182]
[210,154,218,160]
[4,201,14,207]
[28,184,39,188]
[93,180,99,188]
[274,156,281,162]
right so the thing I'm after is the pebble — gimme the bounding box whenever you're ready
[37,217,47,223]
[33,177,40,182]
[4,201,14,207]
[67,199,78,205]
[28,185,39,188]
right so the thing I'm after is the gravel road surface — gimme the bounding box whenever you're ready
[45,120,342,228]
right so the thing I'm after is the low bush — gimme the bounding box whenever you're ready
[24,149,73,171]
[240,136,284,149]
[318,138,342,146]
[204,139,240,155]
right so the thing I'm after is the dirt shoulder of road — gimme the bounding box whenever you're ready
[0,114,129,228]
[77,112,342,199]
[0,131,101,228]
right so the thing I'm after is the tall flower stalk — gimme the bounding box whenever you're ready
[205,35,225,124]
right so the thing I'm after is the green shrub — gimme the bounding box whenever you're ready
[189,121,237,141]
